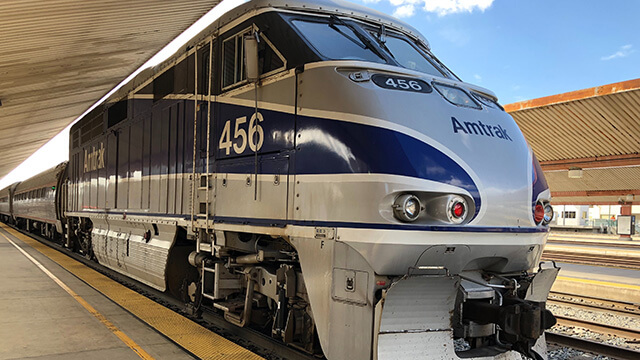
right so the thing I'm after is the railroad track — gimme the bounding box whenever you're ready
[549,292,640,315]
[541,251,640,269]
[547,292,640,359]
[12,226,316,360]
[547,238,640,249]
[546,333,640,360]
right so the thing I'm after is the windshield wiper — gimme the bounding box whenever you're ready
[370,24,396,60]
[329,15,385,59]
[377,24,387,45]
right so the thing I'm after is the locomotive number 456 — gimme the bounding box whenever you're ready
[218,112,265,155]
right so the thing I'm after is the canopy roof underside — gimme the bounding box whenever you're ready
[0,0,219,179]
[506,78,640,205]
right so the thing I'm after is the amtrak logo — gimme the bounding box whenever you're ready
[84,143,105,173]
[451,117,512,141]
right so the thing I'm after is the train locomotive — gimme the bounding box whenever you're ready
[1,0,560,359]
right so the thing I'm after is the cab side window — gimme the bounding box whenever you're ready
[223,29,251,89]
[222,26,286,90]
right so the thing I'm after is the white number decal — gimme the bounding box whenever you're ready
[409,80,422,91]
[233,116,247,153]
[248,112,264,152]
[385,78,397,88]
[396,79,410,89]
[219,120,232,155]
[219,112,265,155]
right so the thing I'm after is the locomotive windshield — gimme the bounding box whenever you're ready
[378,35,443,77]
[289,15,457,79]
[291,19,387,64]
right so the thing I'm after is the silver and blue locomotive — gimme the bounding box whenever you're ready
[3,0,558,358]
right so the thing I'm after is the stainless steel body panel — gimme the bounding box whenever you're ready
[341,228,546,275]
[296,63,537,228]
[91,215,177,291]
[13,165,60,224]
[292,236,376,360]
[0,185,12,217]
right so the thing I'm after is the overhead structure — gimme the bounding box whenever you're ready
[506,78,640,205]
[0,0,221,179]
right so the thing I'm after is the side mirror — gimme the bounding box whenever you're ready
[244,33,259,83]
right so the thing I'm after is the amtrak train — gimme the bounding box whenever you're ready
[1,0,559,359]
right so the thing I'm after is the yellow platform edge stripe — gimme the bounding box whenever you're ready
[1,224,263,360]
[556,275,640,291]
[0,231,155,360]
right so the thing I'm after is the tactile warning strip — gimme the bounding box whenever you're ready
[1,224,263,360]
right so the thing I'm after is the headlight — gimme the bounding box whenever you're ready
[433,83,481,109]
[393,194,421,222]
[472,92,504,111]
[447,196,468,224]
[543,204,554,225]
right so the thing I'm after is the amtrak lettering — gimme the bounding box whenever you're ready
[83,143,105,173]
[451,117,512,141]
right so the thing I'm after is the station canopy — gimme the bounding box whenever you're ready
[506,78,640,205]
[0,0,220,179]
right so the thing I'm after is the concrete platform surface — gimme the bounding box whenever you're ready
[549,232,639,245]
[0,227,194,360]
[552,262,640,304]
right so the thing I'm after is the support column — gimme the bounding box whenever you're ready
[619,203,632,239]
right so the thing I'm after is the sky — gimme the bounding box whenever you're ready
[0,0,638,189]
[360,0,639,103]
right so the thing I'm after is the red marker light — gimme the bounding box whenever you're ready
[453,202,464,218]
[534,203,544,224]
[376,280,386,287]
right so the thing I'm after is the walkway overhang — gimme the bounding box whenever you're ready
[506,78,640,205]
[0,0,220,179]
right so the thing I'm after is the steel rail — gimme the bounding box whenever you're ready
[546,333,640,360]
[548,292,640,316]
[547,239,640,249]
[541,252,640,269]
[554,316,640,340]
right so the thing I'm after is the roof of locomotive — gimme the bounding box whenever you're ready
[95,0,428,107]
[198,0,428,47]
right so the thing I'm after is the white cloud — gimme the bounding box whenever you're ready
[601,44,635,61]
[423,0,494,16]
[473,74,482,82]
[394,4,416,18]
[359,0,494,19]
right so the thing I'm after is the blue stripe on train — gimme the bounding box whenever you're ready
[215,102,482,216]
[531,152,549,204]
[213,215,547,233]
[76,210,546,233]
[295,115,481,216]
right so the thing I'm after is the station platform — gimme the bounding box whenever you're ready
[551,262,640,304]
[0,224,262,360]
[548,232,640,246]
